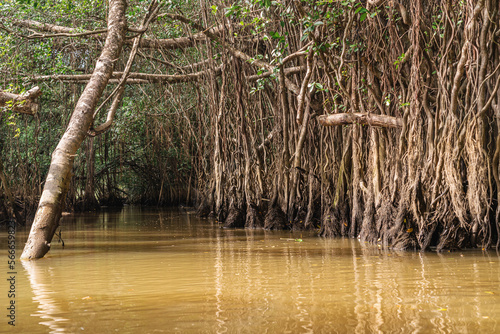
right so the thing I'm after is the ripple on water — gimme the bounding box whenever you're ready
[3,208,499,333]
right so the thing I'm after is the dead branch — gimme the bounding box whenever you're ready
[318,112,403,128]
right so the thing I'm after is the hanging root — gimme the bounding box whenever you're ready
[436,221,471,251]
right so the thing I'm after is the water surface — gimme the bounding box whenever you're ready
[2,207,500,333]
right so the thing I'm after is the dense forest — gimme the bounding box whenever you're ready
[1,0,500,259]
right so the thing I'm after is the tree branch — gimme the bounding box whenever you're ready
[27,68,222,84]
[296,46,314,125]
[0,86,42,115]
[245,66,305,81]
[318,113,403,128]
[163,13,301,95]
[11,18,224,49]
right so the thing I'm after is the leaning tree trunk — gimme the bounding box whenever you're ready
[21,0,127,260]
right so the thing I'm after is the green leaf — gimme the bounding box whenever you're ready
[355,7,367,14]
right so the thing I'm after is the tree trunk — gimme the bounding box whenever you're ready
[21,0,127,260]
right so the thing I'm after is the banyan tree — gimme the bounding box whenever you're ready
[1,0,499,259]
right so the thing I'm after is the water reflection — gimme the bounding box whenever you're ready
[22,261,69,333]
[214,233,498,333]
[2,208,499,333]
[214,228,226,334]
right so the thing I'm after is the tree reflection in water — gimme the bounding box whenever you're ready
[22,261,69,333]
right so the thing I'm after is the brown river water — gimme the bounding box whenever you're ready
[1,207,500,333]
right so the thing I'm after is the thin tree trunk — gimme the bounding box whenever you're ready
[0,160,23,224]
[21,0,127,260]
[83,137,99,210]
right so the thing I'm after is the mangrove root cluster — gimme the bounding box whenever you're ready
[194,0,500,251]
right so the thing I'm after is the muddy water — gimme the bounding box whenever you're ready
[2,207,500,333]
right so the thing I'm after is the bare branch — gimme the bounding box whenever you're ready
[28,67,221,84]
[163,13,301,95]
[11,18,224,49]
[318,113,403,128]
[0,86,42,115]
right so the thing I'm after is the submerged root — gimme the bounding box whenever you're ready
[391,230,419,251]
[417,220,438,251]
[387,202,418,251]
[320,209,341,237]
[264,205,288,230]
[291,209,309,231]
[196,197,212,218]
[359,192,377,243]
[375,199,397,247]
[320,201,350,237]
[436,222,471,251]
[223,204,245,228]
[245,203,264,229]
